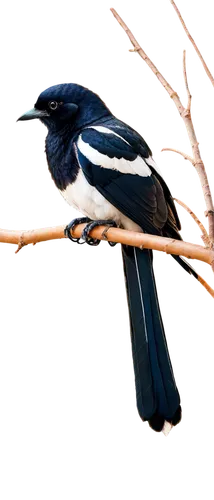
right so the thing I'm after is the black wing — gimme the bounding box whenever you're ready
[75,123,179,236]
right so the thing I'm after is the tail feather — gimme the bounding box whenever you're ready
[163,199,199,281]
[172,254,198,280]
[122,245,181,432]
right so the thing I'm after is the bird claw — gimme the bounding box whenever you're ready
[106,241,118,250]
[85,237,101,246]
[64,218,118,247]
[64,217,91,244]
[81,219,118,246]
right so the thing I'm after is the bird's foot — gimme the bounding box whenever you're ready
[64,217,91,244]
[81,219,118,247]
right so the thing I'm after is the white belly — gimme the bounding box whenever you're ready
[60,169,141,232]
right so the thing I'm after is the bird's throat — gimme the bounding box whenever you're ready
[45,130,79,191]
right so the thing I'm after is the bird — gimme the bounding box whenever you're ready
[18,83,198,432]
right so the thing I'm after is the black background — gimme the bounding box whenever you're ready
[3,0,214,454]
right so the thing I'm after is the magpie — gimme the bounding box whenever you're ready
[18,83,198,432]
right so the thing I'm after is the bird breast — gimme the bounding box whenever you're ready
[60,169,141,232]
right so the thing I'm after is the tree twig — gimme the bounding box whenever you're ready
[161,148,195,165]
[174,196,210,249]
[109,6,184,113]
[159,146,211,248]
[181,47,193,113]
[169,0,214,87]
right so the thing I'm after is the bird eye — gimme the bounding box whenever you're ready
[48,101,58,110]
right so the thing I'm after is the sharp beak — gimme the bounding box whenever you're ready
[17,108,49,121]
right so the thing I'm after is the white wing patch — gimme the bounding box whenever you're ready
[77,134,151,177]
[87,125,130,145]
[87,125,161,176]
[145,156,162,175]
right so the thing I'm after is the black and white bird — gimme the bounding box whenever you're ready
[18,83,198,432]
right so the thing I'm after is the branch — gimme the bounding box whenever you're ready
[109,6,184,114]
[162,146,212,246]
[171,0,214,248]
[110,8,214,245]
[181,47,193,113]
[159,146,211,252]
[181,48,214,248]
[0,224,214,265]
[169,0,214,87]
[161,148,195,165]
[174,198,211,248]
[0,224,214,298]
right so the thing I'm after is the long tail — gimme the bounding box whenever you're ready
[122,245,181,432]
[171,254,198,279]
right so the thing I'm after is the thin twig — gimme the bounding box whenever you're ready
[174,198,211,248]
[161,148,195,165]
[109,6,184,113]
[169,0,214,87]
[181,47,193,113]
[159,146,211,248]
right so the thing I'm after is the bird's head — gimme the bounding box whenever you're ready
[18,83,111,131]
